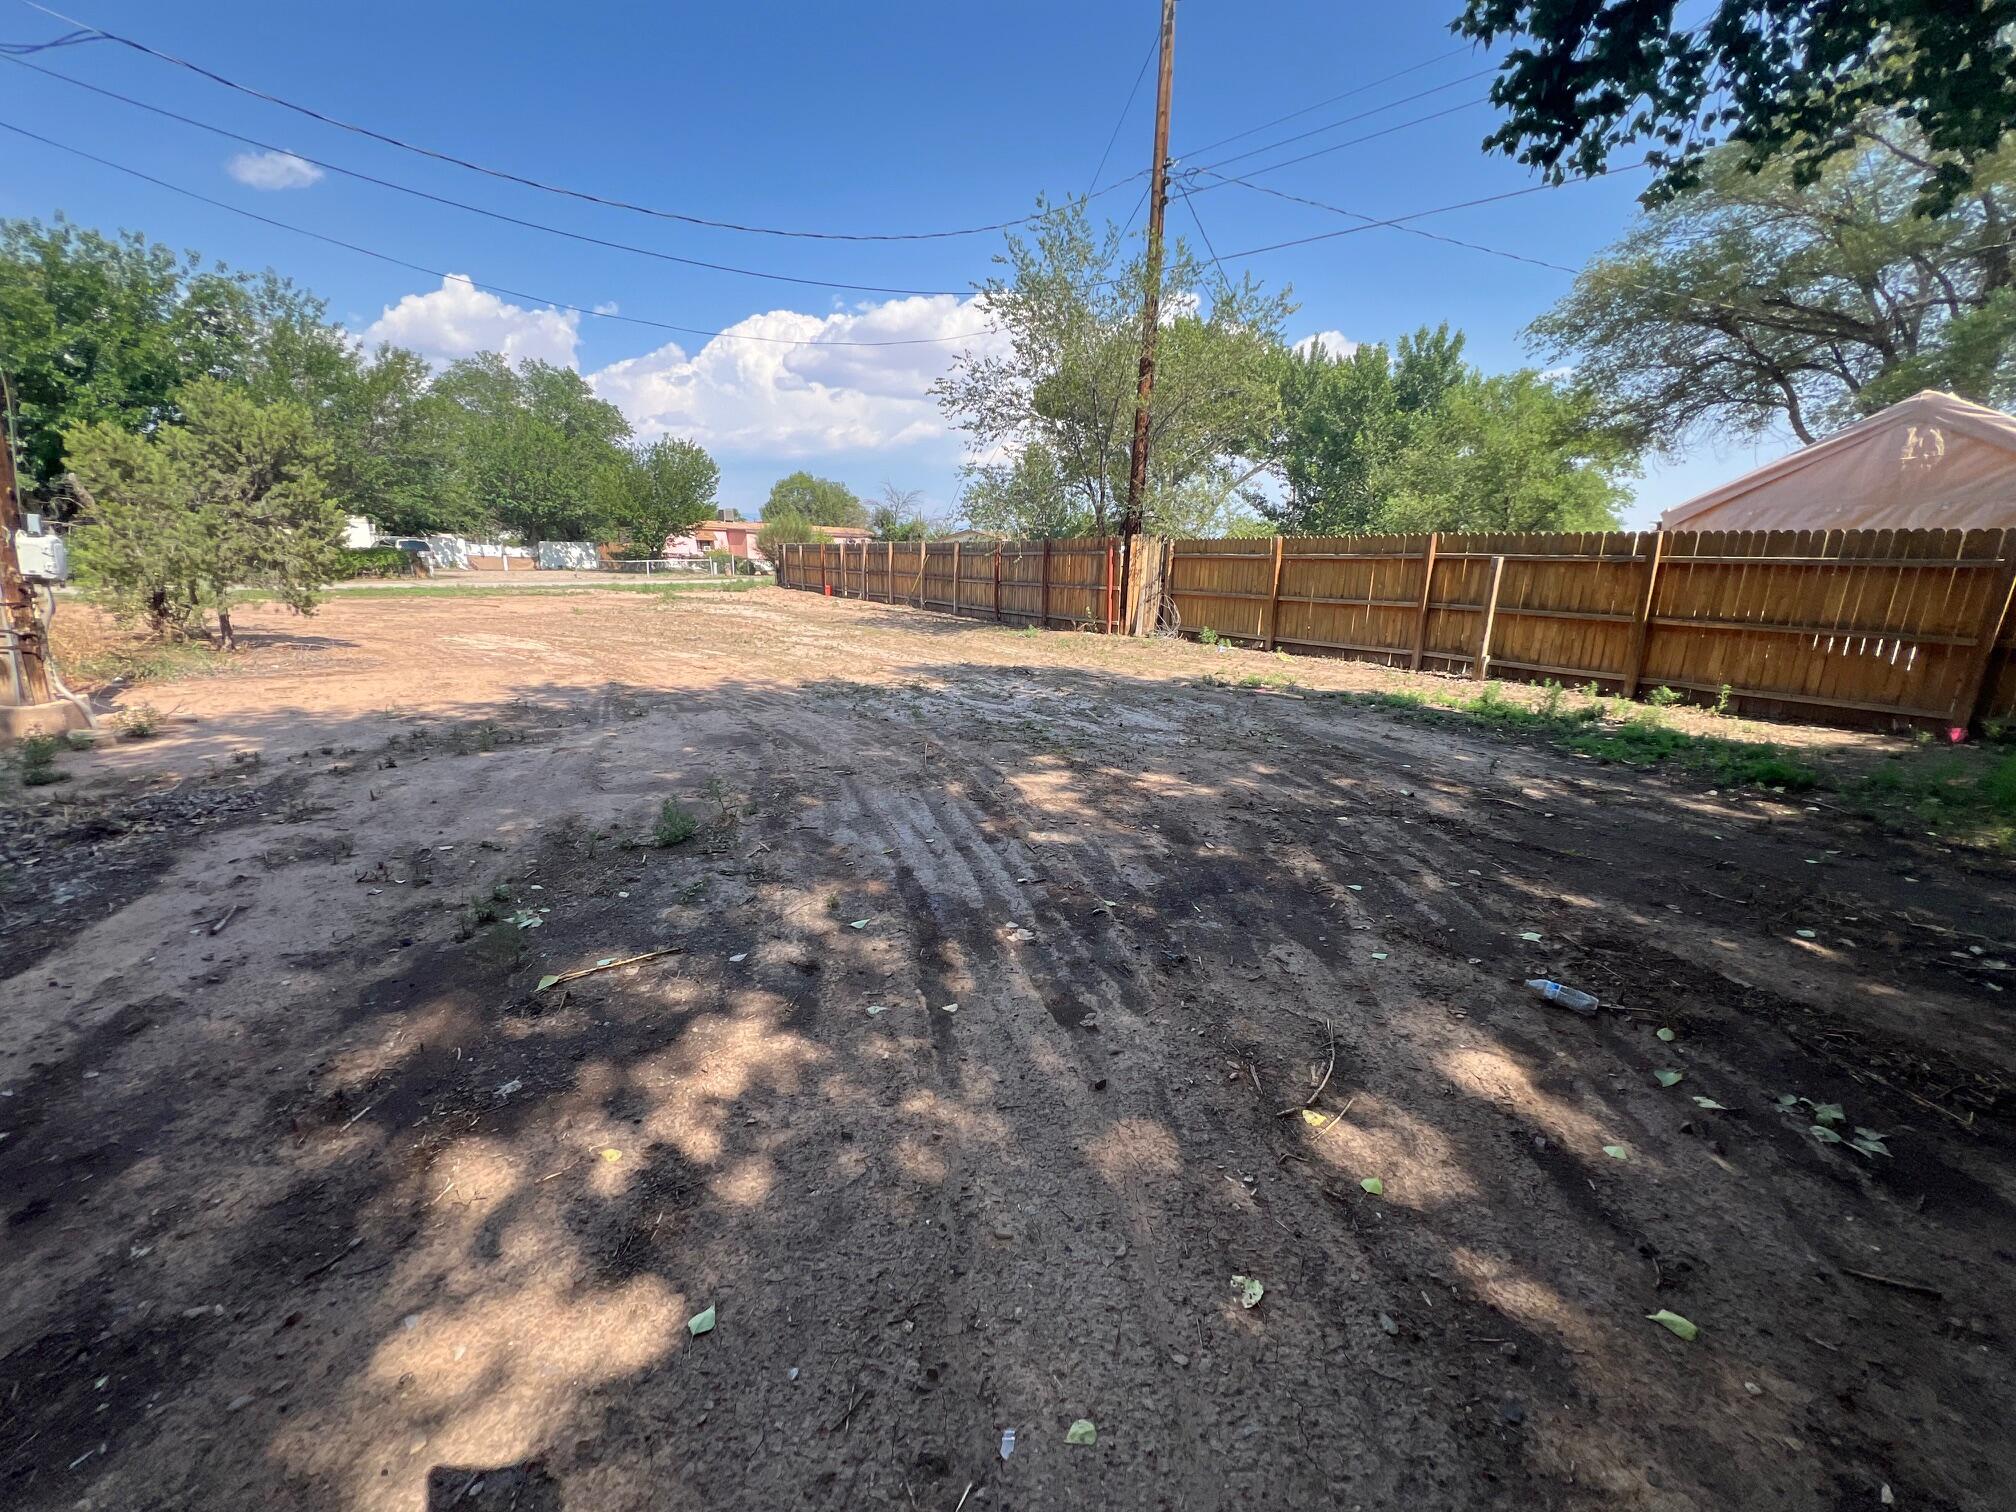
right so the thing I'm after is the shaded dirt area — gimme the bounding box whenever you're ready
[3,587,2013,1511]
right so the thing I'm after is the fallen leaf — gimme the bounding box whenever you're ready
[1692,1096,1729,1110]
[1360,1177,1384,1196]
[865,1005,890,1016]
[1795,929,1817,940]
[1654,1070,1684,1088]
[1647,1309,1698,1342]
[687,1305,716,1337]
[1602,1145,1630,1161]
[1519,931,1543,942]
[1347,883,1364,891]
[1230,1275,1265,1309]
[599,1148,623,1162]
[1065,1419,1097,1446]
[728,953,748,963]
[939,1003,959,1013]
[595,957,616,967]
[1370,951,1389,961]
[848,919,869,930]
[1656,1027,1676,1042]
[1299,1108,1331,1128]
[535,974,561,992]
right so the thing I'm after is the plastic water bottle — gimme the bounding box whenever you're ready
[1526,979,1599,1016]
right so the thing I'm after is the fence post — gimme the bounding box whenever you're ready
[1262,535,1286,650]
[1956,527,2016,733]
[951,543,961,616]
[993,545,1002,621]
[1473,553,1507,681]
[1409,533,1439,671]
[1041,539,1052,627]
[1105,538,1117,634]
[1621,529,1666,698]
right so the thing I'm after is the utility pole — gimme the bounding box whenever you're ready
[0,376,54,707]
[1119,0,1176,626]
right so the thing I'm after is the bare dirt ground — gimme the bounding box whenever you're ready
[4,586,2013,1512]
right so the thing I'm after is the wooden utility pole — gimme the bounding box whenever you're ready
[1119,0,1177,608]
[0,378,54,707]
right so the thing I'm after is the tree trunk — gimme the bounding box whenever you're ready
[215,606,235,650]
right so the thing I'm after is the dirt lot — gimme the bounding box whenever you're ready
[4,586,2013,1512]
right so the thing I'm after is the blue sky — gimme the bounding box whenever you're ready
[0,1,1791,525]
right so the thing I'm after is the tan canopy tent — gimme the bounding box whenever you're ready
[1659,390,2016,532]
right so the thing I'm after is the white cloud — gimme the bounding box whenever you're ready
[587,294,1003,458]
[361,275,581,369]
[225,150,324,190]
[1292,329,1358,361]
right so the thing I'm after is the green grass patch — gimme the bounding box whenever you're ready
[1327,682,1823,791]
[1329,678,2016,849]
[1849,749,2016,849]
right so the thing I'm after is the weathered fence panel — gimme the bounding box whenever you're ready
[777,538,1123,633]
[778,528,2016,730]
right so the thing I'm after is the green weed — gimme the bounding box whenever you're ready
[1197,626,1221,646]
[113,703,162,739]
[16,734,67,787]
[653,799,700,847]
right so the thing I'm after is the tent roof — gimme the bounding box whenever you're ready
[1659,390,2016,532]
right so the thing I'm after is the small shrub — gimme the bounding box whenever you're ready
[653,799,700,847]
[330,545,418,581]
[1197,626,1220,646]
[113,703,162,739]
[1539,680,1566,718]
[1646,685,1684,707]
[17,733,67,786]
[1714,683,1735,718]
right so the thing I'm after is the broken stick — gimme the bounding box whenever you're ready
[533,947,683,991]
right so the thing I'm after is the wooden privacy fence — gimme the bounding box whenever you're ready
[1164,528,2016,729]
[777,538,1126,632]
[778,528,2016,730]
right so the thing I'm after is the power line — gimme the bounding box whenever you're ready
[22,2,1143,243]
[1088,25,1161,195]
[1188,96,1493,187]
[0,119,996,348]
[1,54,975,297]
[1175,43,1476,161]
[1215,174,1613,261]
[1172,176,1234,293]
[0,23,92,53]
[1186,69,1495,177]
[1191,167,1583,275]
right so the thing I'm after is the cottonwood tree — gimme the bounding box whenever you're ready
[935,198,1289,537]
[600,437,720,555]
[1454,0,2016,211]
[434,354,632,542]
[1528,132,2016,447]
[956,443,1090,539]
[68,379,345,645]
[761,471,866,527]
[1265,326,1635,534]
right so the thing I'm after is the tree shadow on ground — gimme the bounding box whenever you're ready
[3,659,2013,1511]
